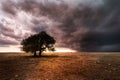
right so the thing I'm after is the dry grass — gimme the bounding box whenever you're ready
[0,52,120,80]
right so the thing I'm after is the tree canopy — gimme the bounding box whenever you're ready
[21,31,56,56]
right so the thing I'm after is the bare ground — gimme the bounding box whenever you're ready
[0,52,120,80]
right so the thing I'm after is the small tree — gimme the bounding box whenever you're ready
[21,31,56,56]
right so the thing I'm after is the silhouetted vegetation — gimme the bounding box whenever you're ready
[21,31,56,56]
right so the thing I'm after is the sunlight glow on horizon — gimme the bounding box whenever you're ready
[0,47,77,53]
[0,46,21,52]
[55,47,77,52]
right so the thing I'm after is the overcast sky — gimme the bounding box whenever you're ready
[0,0,120,52]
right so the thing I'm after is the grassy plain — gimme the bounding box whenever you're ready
[0,52,120,80]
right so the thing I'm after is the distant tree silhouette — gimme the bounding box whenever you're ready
[21,31,56,56]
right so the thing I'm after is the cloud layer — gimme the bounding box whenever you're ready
[0,0,120,51]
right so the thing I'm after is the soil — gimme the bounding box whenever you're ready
[0,52,120,80]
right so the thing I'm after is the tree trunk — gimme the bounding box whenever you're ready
[39,50,42,57]
[34,51,37,56]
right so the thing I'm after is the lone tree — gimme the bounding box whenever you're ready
[21,31,56,56]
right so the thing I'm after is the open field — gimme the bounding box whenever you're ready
[0,52,120,80]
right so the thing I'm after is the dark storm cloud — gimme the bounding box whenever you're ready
[80,31,120,51]
[80,0,120,51]
[0,23,22,39]
[0,23,20,46]
[0,23,13,32]
[0,38,18,45]
[1,0,17,15]
[0,0,120,51]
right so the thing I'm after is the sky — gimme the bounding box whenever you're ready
[0,0,120,52]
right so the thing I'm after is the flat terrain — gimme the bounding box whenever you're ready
[0,52,120,80]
